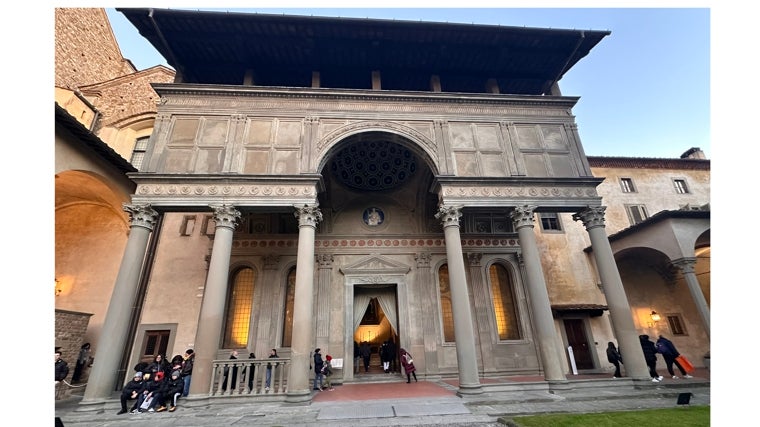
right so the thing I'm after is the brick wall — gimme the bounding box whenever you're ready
[55,309,92,399]
[87,67,175,128]
[55,8,135,90]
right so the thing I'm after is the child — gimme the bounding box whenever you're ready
[321,355,334,391]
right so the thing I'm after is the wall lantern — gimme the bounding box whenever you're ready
[55,278,62,296]
[650,310,661,322]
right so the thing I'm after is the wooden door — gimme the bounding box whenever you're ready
[563,319,594,370]
[139,330,170,364]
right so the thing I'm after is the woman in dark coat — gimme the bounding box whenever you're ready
[606,342,623,378]
[656,335,693,379]
[148,354,171,380]
[639,334,663,382]
[399,348,417,383]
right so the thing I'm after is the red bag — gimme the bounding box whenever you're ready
[675,355,694,373]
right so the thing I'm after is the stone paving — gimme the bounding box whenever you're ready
[54,372,710,426]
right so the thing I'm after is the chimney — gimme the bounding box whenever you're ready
[680,147,706,160]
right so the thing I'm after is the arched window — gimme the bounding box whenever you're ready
[281,267,296,347]
[438,264,455,342]
[489,263,521,340]
[223,267,255,348]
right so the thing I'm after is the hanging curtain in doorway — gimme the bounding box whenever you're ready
[353,288,398,334]
[375,290,398,334]
[354,293,372,331]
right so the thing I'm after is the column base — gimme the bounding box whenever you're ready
[285,390,313,404]
[456,384,484,396]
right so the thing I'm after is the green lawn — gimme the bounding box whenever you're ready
[505,405,709,427]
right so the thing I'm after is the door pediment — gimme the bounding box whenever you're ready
[340,254,410,276]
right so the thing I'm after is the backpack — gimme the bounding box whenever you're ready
[656,342,667,354]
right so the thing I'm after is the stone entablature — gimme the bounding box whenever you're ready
[436,177,603,210]
[129,175,321,207]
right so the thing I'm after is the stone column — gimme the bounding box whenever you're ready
[82,204,158,403]
[435,206,482,395]
[315,254,334,351]
[189,204,241,396]
[671,257,710,337]
[286,204,322,403]
[510,206,566,382]
[573,206,650,380]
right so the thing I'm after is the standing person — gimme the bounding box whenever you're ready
[656,335,693,379]
[606,342,624,378]
[639,335,663,382]
[388,338,397,372]
[312,348,324,391]
[180,349,194,397]
[221,350,239,392]
[380,340,391,373]
[359,341,371,373]
[72,343,91,383]
[265,348,279,391]
[117,371,144,414]
[245,352,256,391]
[400,348,417,383]
[353,341,361,374]
[321,355,335,391]
[55,349,70,383]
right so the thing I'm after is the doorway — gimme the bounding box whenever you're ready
[353,286,399,376]
[563,319,594,370]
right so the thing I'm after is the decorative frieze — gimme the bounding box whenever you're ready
[136,183,315,197]
[231,237,520,249]
[442,185,597,198]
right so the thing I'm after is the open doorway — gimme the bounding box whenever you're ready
[353,286,399,375]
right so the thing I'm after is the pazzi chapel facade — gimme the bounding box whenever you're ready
[54,8,710,405]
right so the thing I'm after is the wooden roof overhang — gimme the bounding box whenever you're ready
[117,8,610,95]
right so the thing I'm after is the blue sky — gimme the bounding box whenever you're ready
[106,7,710,160]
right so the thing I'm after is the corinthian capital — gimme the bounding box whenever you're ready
[294,204,322,228]
[209,204,241,231]
[435,205,463,228]
[123,203,158,231]
[572,206,607,230]
[510,205,536,230]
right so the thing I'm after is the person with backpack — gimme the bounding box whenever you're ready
[656,335,693,379]
[606,341,624,378]
[320,355,335,391]
[639,334,663,382]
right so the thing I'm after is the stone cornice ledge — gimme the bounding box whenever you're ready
[153,83,579,108]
